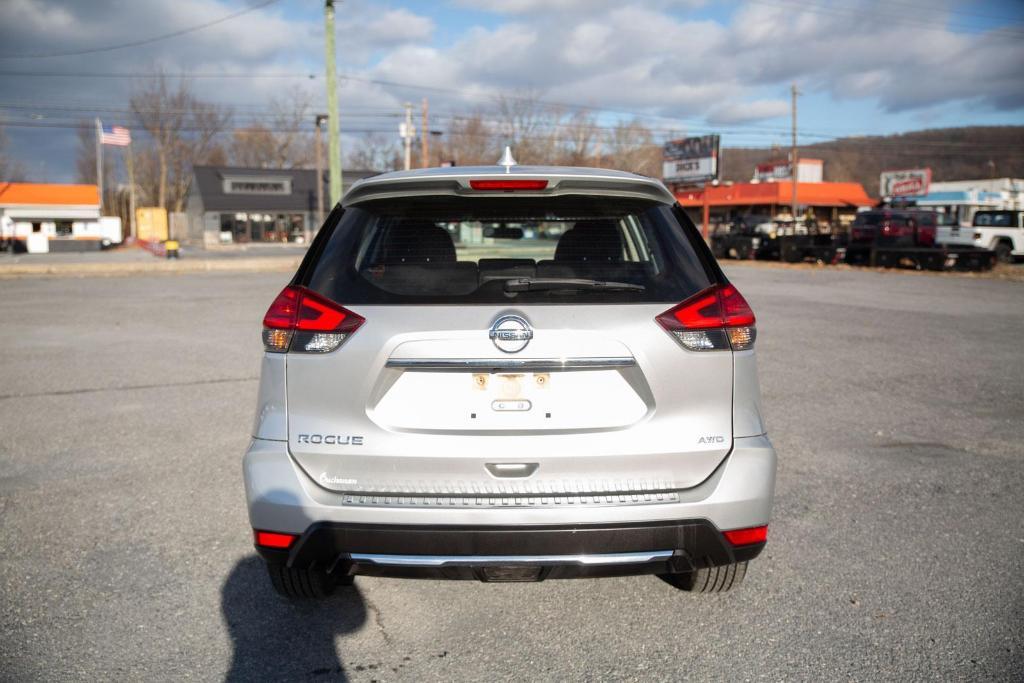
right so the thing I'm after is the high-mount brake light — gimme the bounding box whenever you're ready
[254,530,298,549]
[656,284,756,352]
[469,179,548,191]
[262,285,364,354]
[723,525,768,547]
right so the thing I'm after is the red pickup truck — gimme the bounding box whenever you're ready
[850,209,937,247]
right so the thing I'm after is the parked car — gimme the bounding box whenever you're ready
[244,156,776,598]
[850,209,937,247]
[970,210,1023,263]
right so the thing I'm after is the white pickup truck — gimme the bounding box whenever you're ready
[937,210,1023,263]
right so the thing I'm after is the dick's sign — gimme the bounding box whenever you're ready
[880,168,931,197]
[663,135,720,185]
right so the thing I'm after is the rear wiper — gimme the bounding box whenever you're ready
[503,277,646,293]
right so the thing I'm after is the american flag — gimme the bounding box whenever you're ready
[99,124,131,146]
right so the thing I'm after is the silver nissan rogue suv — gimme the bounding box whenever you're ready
[244,155,776,598]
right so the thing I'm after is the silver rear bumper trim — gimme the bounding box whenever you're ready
[349,550,673,567]
[385,357,636,371]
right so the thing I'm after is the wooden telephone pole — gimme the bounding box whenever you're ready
[790,83,800,224]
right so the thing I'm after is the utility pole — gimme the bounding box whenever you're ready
[402,102,414,171]
[790,83,800,225]
[94,118,104,215]
[421,98,429,168]
[324,1,343,205]
[314,114,327,234]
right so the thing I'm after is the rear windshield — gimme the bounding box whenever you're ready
[303,195,712,304]
[853,212,921,227]
[853,213,882,226]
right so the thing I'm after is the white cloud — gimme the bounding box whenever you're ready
[707,99,789,124]
[359,8,435,47]
[455,0,706,13]
[2,0,1023,182]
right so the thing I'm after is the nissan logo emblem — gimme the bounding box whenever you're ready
[489,315,533,353]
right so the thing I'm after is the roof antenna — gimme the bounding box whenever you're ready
[497,146,517,173]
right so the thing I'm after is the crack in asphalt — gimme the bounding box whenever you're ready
[0,376,258,401]
[362,595,393,645]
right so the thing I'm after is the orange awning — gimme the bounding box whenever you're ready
[676,181,874,208]
[0,182,100,206]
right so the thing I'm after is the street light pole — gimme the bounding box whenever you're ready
[314,114,327,235]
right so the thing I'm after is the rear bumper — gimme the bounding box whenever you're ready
[244,433,776,577]
[256,519,765,580]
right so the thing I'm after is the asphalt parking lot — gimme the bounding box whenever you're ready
[1,266,1022,681]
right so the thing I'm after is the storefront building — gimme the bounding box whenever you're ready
[676,180,875,231]
[185,166,375,247]
[0,183,121,252]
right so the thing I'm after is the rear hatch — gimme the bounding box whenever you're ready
[273,175,752,499]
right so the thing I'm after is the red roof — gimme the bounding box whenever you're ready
[676,181,874,208]
[0,183,100,206]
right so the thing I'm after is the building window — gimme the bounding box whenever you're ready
[32,222,41,233]
[217,212,305,243]
[55,221,72,237]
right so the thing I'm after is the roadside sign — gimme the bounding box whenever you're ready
[880,168,931,197]
[136,207,168,242]
[663,135,719,185]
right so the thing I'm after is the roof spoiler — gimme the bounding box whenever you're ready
[342,172,677,207]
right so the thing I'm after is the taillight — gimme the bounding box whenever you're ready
[469,179,548,191]
[253,530,298,549]
[656,284,756,351]
[262,285,364,354]
[723,525,768,546]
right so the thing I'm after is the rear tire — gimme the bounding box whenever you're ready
[266,563,352,599]
[994,240,1013,264]
[661,561,747,593]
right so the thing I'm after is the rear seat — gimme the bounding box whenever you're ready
[478,258,536,284]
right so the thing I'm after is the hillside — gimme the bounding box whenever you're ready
[720,126,1024,195]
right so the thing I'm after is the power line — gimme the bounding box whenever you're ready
[0,70,315,79]
[867,0,1024,24]
[746,0,1024,38]
[0,68,713,129]
[2,118,1022,158]
[2,108,1019,153]
[0,0,282,60]
[0,67,1011,145]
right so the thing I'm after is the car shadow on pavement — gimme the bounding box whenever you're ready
[221,556,367,681]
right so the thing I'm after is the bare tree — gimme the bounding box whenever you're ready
[130,73,231,211]
[345,132,399,172]
[556,110,599,166]
[0,121,26,181]
[605,119,661,175]
[441,113,497,166]
[229,88,315,169]
[435,94,660,171]
[492,92,563,164]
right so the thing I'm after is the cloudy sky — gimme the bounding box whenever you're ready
[1,0,1023,182]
